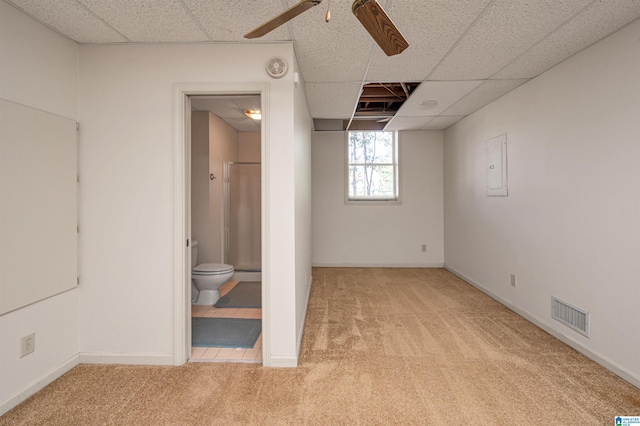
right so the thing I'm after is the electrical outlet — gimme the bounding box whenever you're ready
[421,244,427,252]
[21,333,35,357]
[510,274,517,288]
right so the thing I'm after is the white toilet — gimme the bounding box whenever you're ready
[191,240,235,305]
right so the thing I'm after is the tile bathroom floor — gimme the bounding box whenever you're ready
[190,281,262,364]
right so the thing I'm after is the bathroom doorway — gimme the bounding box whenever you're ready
[180,89,266,365]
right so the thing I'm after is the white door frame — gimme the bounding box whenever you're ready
[173,83,270,366]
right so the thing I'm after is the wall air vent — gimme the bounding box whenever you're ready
[551,297,590,338]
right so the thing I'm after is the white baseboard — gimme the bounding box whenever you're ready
[79,352,174,366]
[0,354,79,416]
[312,262,445,268]
[268,355,298,368]
[445,265,640,390]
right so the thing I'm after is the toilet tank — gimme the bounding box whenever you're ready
[191,240,198,268]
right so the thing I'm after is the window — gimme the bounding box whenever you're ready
[346,131,399,202]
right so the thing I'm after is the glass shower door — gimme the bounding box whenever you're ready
[224,162,261,271]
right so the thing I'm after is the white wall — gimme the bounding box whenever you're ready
[77,43,305,365]
[294,66,313,354]
[312,131,444,267]
[444,20,640,386]
[0,2,79,414]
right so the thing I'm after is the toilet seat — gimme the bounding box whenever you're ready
[192,263,234,276]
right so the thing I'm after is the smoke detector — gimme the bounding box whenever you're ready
[266,57,288,79]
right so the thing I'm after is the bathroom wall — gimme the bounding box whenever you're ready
[443,19,640,386]
[190,111,212,264]
[78,41,308,367]
[0,1,80,414]
[207,112,239,264]
[192,111,245,265]
[312,130,444,267]
[239,132,261,163]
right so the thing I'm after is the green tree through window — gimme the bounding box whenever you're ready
[347,131,398,201]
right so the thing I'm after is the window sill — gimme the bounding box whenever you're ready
[345,199,402,206]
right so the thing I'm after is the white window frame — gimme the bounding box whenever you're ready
[344,130,401,205]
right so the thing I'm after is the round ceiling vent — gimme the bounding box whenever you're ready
[266,57,288,79]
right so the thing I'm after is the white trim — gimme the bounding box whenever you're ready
[312,263,445,268]
[0,354,79,416]
[173,83,271,367]
[259,89,271,367]
[173,85,189,366]
[79,353,174,366]
[445,264,640,390]
[268,355,298,368]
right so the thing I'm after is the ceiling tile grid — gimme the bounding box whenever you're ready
[6,0,129,43]
[428,0,594,80]
[304,82,363,119]
[421,115,466,130]
[443,78,529,116]
[77,0,209,42]
[4,0,638,131]
[365,0,493,82]
[190,96,261,132]
[492,0,640,79]
[385,116,435,131]
[182,0,291,42]
[395,80,484,117]
[288,2,372,83]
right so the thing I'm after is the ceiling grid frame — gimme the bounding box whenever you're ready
[4,0,639,130]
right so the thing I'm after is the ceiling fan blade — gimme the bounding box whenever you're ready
[352,0,409,56]
[245,0,322,39]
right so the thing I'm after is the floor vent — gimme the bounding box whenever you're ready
[552,297,590,338]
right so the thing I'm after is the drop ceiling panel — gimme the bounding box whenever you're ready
[182,0,290,41]
[443,79,528,116]
[78,0,209,42]
[429,0,593,80]
[191,96,261,116]
[385,116,435,131]
[288,1,372,82]
[222,118,261,132]
[421,116,465,130]
[396,80,483,117]
[190,96,261,132]
[191,98,246,119]
[493,0,640,79]
[227,96,261,111]
[366,0,492,82]
[6,0,128,43]
[6,0,638,132]
[305,82,362,119]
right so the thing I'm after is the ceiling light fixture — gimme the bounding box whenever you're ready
[244,109,261,120]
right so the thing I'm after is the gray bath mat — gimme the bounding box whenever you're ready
[192,317,261,348]
[214,281,261,308]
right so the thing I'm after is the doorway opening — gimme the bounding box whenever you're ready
[173,83,270,366]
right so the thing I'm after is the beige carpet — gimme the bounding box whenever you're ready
[2,268,639,425]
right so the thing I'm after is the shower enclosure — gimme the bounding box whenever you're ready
[223,162,261,272]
